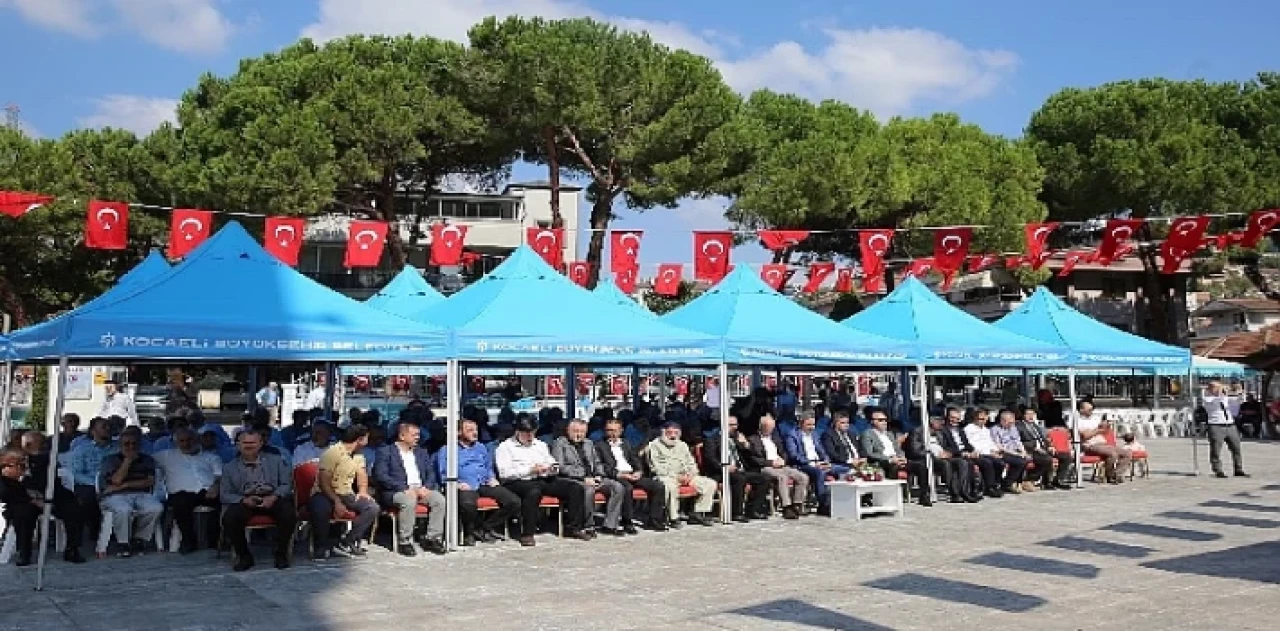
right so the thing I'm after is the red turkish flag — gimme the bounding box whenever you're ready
[834,267,854,293]
[576,373,595,395]
[460,251,480,269]
[903,257,934,279]
[653,264,683,296]
[1058,250,1088,277]
[967,253,1000,274]
[265,216,306,265]
[693,231,732,282]
[1024,222,1058,263]
[858,229,894,281]
[1158,242,1195,274]
[610,376,628,396]
[861,271,885,294]
[802,262,836,293]
[614,266,639,294]
[1098,219,1144,263]
[344,220,388,268]
[430,223,468,266]
[609,230,643,274]
[758,230,810,252]
[1165,216,1210,251]
[940,271,958,292]
[526,227,564,268]
[546,376,565,397]
[566,261,591,287]
[932,227,972,274]
[675,376,689,396]
[1004,254,1026,269]
[85,200,129,250]
[0,190,54,217]
[1241,209,1280,249]
[168,208,212,259]
[759,264,791,290]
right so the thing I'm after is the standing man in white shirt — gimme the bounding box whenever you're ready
[1202,381,1248,478]
[99,380,139,427]
[256,382,280,426]
[495,417,591,545]
[153,428,222,553]
[703,378,721,413]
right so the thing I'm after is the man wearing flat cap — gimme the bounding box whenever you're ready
[646,421,717,527]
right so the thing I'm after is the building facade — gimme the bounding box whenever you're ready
[1191,299,1280,339]
[298,182,582,298]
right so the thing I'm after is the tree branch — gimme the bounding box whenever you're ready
[561,125,608,186]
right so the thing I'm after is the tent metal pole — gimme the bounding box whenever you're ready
[1190,367,1200,476]
[750,368,761,391]
[917,364,934,503]
[36,356,70,590]
[631,365,642,407]
[445,359,460,551]
[564,365,575,419]
[1,313,11,448]
[1021,368,1031,409]
[1068,367,1082,487]
[717,363,732,524]
[246,366,259,415]
[1152,374,1160,410]
[659,369,668,412]
[322,362,336,423]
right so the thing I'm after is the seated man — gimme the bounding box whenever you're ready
[58,413,83,454]
[988,410,1032,492]
[153,428,222,553]
[307,425,379,559]
[646,422,718,527]
[597,418,667,531]
[939,407,1001,498]
[98,427,163,557]
[70,416,116,544]
[963,408,1012,495]
[746,414,809,519]
[820,410,864,476]
[1,449,43,566]
[1016,408,1072,490]
[1075,401,1131,484]
[701,415,770,522]
[291,423,332,466]
[907,417,979,504]
[440,419,520,546]
[859,410,931,507]
[20,433,87,563]
[552,419,625,536]
[785,412,836,513]
[220,429,297,571]
[372,423,446,556]
[495,417,590,545]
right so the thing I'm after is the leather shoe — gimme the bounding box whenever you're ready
[623,524,639,534]
[1215,471,1228,478]
[421,538,447,555]
[460,534,476,547]
[1235,471,1251,478]
[274,554,291,570]
[782,507,799,520]
[398,541,418,557]
[732,514,750,523]
[565,529,592,541]
[599,527,626,537]
[233,557,254,572]
[63,549,87,564]
[648,521,668,532]
[15,552,32,567]
[518,535,536,547]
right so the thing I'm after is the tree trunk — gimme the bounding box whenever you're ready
[544,126,562,229]
[583,195,614,289]
[377,180,408,270]
[0,275,27,326]
[1138,247,1175,343]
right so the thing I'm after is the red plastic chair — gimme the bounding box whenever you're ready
[294,461,355,553]
[475,491,562,536]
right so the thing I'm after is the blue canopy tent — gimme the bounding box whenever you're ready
[662,264,918,367]
[842,277,1073,367]
[365,265,446,317]
[6,222,451,363]
[591,279,654,318]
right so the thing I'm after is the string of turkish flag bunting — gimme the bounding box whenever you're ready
[4,190,1279,295]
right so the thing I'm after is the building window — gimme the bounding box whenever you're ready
[1101,277,1127,298]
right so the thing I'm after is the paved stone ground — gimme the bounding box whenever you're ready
[3,437,1279,630]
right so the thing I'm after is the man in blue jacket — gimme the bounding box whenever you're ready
[373,423,446,556]
[437,419,521,547]
[785,412,834,513]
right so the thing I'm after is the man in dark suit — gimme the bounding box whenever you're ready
[1016,407,1072,490]
[373,423,446,556]
[702,416,770,522]
[906,417,979,503]
[821,411,863,474]
[746,414,808,519]
[785,412,836,513]
[938,407,1002,497]
[596,418,667,531]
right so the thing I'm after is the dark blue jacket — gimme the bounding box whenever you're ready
[373,443,437,496]
[784,430,830,466]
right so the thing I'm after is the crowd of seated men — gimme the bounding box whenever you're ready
[1,386,1137,571]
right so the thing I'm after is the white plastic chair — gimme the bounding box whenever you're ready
[1,517,66,564]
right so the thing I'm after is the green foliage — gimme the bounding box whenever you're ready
[643,281,702,314]
[27,368,47,431]
[826,292,865,321]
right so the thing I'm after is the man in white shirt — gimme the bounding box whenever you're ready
[255,382,280,426]
[704,380,721,411]
[746,415,809,519]
[1202,381,1248,478]
[99,380,139,427]
[963,408,1011,493]
[292,424,332,466]
[303,380,328,413]
[1075,400,1132,484]
[494,417,590,545]
[859,410,931,506]
[153,428,222,553]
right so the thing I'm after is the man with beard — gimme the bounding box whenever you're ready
[647,422,717,528]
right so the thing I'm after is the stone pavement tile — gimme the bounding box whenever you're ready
[46,574,284,631]
[0,590,73,631]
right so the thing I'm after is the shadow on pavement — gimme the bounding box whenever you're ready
[1199,500,1280,514]
[1142,540,1280,584]
[727,598,895,630]
[965,552,1101,579]
[1039,536,1156,559]
[1158,511,1280,529]
[1102,521,1222,542]
[862,573,1047,613]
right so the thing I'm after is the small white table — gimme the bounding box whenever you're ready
[827,479,906,520]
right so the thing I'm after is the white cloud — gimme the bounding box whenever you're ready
[301,1,1017,117]
[78,95,178,135]
[111,0,235,54]
[0,0,235,54]
[0,0,97,36]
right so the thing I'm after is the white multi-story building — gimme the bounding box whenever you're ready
[1191,299,1280,339]
[298,181,582,298]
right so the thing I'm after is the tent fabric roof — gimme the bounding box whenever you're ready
[7,222,450,362]
[591,280,654,318]
[995,287,1190,368]
[365,266,446,317]
[842,277,1072,367]
[417,246,721,364]
[924,355,1251,377]
[661,265,919,366]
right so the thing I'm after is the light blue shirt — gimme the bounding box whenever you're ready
[70,440,119,487]
[990,424,1025,455]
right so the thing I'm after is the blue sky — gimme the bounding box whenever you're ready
[2,0,1277,273]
